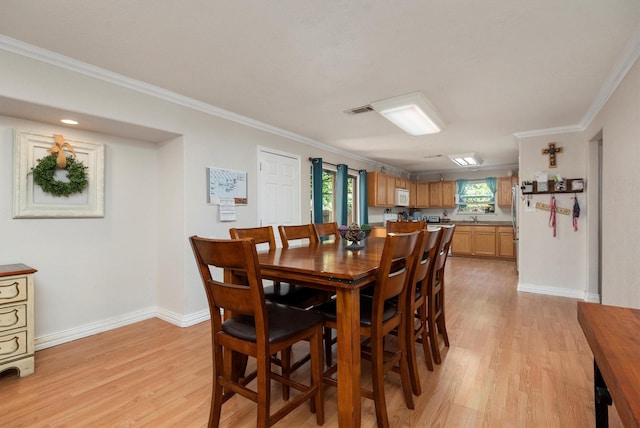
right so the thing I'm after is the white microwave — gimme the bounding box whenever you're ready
[395,188,410,206]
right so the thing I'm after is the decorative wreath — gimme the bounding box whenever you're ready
[31,154,89,197]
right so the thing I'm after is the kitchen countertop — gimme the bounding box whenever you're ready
[446,220,513,227]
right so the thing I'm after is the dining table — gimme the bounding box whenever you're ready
[227,235,387,428]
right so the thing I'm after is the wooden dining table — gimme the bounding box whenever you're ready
[256,236,387,428]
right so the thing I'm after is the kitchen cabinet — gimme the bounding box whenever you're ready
[416,182,429,208]
[450,225,472,255]
[395,177,408,189]
[367,172,396,207]
[497,176,519,207]
[409,181,417,208]
[450,225,515,259]
[428,181,456,208]
[0,264,36,377]
[496,227,515,258]
[473,226,497,256]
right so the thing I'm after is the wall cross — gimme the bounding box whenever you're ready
[542,142,563,168]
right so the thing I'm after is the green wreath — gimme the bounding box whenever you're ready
[31,154,89,197]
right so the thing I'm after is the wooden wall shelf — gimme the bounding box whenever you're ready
[521,178,584,195]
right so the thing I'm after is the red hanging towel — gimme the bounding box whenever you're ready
[549,196,557,237]
[573,197,580,231]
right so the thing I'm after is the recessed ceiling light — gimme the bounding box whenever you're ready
[60,119,78,125]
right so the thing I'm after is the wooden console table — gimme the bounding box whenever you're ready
[0,264,37,377]
[577,301,640,427]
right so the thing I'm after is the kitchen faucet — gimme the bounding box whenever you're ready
[470,215,478,223]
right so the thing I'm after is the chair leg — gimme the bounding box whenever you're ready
[309,324,325,425]
[437,288,450,347]
[398,319,415,410]
[371,334,389,428]
[418,306,434,371]
[256,354,271,428]
[405,311,422,396]
[281,348,291,400]
[209,345,225,428]
[428,293,442,365]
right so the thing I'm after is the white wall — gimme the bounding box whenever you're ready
[585,58,640,308]
[0,48,375,347]
[0,117,159,344]
[516,133,588,299]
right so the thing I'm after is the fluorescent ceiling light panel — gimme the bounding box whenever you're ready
[370,92,444,136]
[448,153,483,167]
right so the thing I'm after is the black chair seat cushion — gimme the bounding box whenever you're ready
[362,283,421,301]
[314,295,397,327]
[264,283,332,308]
[222,302,324,343]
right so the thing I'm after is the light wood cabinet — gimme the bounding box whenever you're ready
[416,182,429,208]
[473,226,497,256]
[496,226,515,258]
[450,225,472,255]
[367,172,395,207]
[0,264,36,377]
[428,181,456,208]
[497,176,519,207]
[409,181,417,208]
[450,225,515,259]
[442,181,456,208]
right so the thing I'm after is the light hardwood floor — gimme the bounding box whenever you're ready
[0,257,623,427]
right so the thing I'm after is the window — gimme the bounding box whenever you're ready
[311,168,358,225]
[457,179,495,214]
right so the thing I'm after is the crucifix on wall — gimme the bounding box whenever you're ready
[542,142,563,168]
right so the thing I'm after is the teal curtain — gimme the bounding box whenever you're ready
[485,177,497,195]
[311,158,323,224]
[456,179,468,195]
[359,170,369,225]
[336,164,348,226]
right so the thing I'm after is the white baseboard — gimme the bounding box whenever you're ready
[517,282,600,302]
[34,307,210,351]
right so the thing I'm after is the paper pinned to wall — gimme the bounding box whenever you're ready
[219,198,237,221]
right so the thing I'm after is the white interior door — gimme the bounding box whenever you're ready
[257,147,301,248]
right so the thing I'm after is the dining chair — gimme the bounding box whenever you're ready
[386,220,426,233]
[401,228,443,395]
[229,226,330,400]
[189,235,325,427]
[313,222,339,241]
[315,231,420,428]
[369,227,387,238]
[278,224,319,248]
[428,225,455,364]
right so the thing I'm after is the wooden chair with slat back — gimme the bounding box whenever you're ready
[189,236,324,428]
[315,231,420,428]
[400,228,443,395]
[369,227,387,238]
[386,220,426,234]
[428,225,455,364]
[229,225,329,400]
[278,224,319,248]
[313,222,339,241]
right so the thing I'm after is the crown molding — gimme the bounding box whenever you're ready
[581,27,640,128]
[0,35,398,173]
[513,27,640,140]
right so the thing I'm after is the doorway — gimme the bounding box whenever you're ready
[257,147,301,247]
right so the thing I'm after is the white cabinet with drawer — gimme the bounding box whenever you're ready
[0,264,36,377]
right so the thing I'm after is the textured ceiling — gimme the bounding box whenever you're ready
[0,1,638,173]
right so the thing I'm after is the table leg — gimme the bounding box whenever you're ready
[336,287,361,428]
[594,359,612,428]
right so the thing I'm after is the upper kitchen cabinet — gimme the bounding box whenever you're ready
[415,182,429,208]
[367,172,395,207]
[429,181,456,208]
[497,176,519,206]
[409,181,417,208]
